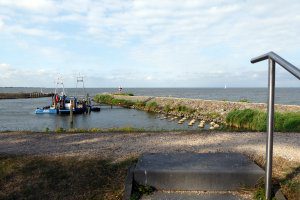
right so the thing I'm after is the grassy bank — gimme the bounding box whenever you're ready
[94,94,136,108]
[94,94,221,122]
[94,94,300,132]
[0,154,136,200]
[226,109,300,132]
[113,92,134,96]
[93,94,195,115]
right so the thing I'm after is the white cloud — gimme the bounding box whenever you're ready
[0,0,300,87]
[5,25,63,39]
[0,63,77,87]
[145,76,153,81]
[0,0,57,12]
[0,63,15,78]
[0,18,3,30]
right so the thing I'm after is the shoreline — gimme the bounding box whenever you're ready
[95,94,300,127]
[111,94,300,113]
[1,131,299,162]
[0,92,53,99]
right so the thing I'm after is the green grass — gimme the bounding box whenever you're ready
[55,127,66,133]
[94,94,196,116]
[163,104,171,113]
[111,98,135,108]
[134,101,146,109]
[252,155,300,200]
[254,185,277,200]
[226,109,300,132]
[130,183,155,200]
[0,154,137,200]
[238,98,251,103]
[94,94,114,104]
[113,92,134,96]
[145,101,159,111]
[205,112,221,119]
[94,94,135,108]
[281,178,300,200]
[94,94,203,119]
[173,105,195,115]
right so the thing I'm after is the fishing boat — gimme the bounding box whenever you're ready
[35,95,91,114]
[57,96,90,114]
[35,76,98,114]
[35,106,58,114]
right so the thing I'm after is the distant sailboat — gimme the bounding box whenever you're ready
[224,85,227,89]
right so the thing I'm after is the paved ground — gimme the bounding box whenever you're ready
[141,191,252,200]
[0,131,299,163]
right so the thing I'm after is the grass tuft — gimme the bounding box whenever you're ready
[94,94,135,108]
[113,93,134,96]
[130,183,155,200]
[55,127,66,133]
[238,98,251,103]
[226,109,300,132]
[145,101,159,112]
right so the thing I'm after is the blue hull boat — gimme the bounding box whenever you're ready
[35,108,58,114]
[35,93,93,115]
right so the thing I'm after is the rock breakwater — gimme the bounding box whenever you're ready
[110,95,300,123]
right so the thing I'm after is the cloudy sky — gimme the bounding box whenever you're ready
[0,0,299,88]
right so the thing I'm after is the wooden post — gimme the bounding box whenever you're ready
[70,99,74,124]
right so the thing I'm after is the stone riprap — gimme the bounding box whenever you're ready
[0,92,53,99]
[111,95,300,122]
[112,95,153,103]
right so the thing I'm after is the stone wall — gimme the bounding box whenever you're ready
[112,95,152,102]
[0,92,53,99]
[151,97,300,113]
[111,95,300,122]
[113,95,300,113]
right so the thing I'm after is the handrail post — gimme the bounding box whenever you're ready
[251,52,300,199]
[266,58,275,200]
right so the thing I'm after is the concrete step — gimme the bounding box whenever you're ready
[141,191,250,200]
[134,153,264,191]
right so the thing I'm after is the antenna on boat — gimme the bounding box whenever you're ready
[54,76,65,95]
[75,74,86,99]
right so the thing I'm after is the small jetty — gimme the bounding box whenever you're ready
[0,92,53,99]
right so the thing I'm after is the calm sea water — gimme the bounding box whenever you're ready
[1,87,300,105]
[0,88,299,131]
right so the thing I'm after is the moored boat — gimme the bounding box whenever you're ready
[35,106,58,114]
[35,76,98,115]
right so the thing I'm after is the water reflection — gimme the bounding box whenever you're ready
[0,98,201,131]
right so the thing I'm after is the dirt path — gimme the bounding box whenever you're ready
[0,131,299,162]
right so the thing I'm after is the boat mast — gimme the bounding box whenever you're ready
[55,76,65,95]
[75,74,86,99]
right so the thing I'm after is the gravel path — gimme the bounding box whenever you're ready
[0,131,299,162]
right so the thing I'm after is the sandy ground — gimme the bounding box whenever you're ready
[0,131,299,163]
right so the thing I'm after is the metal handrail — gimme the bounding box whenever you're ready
[250,52,300,200]
[251,51,300,79]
